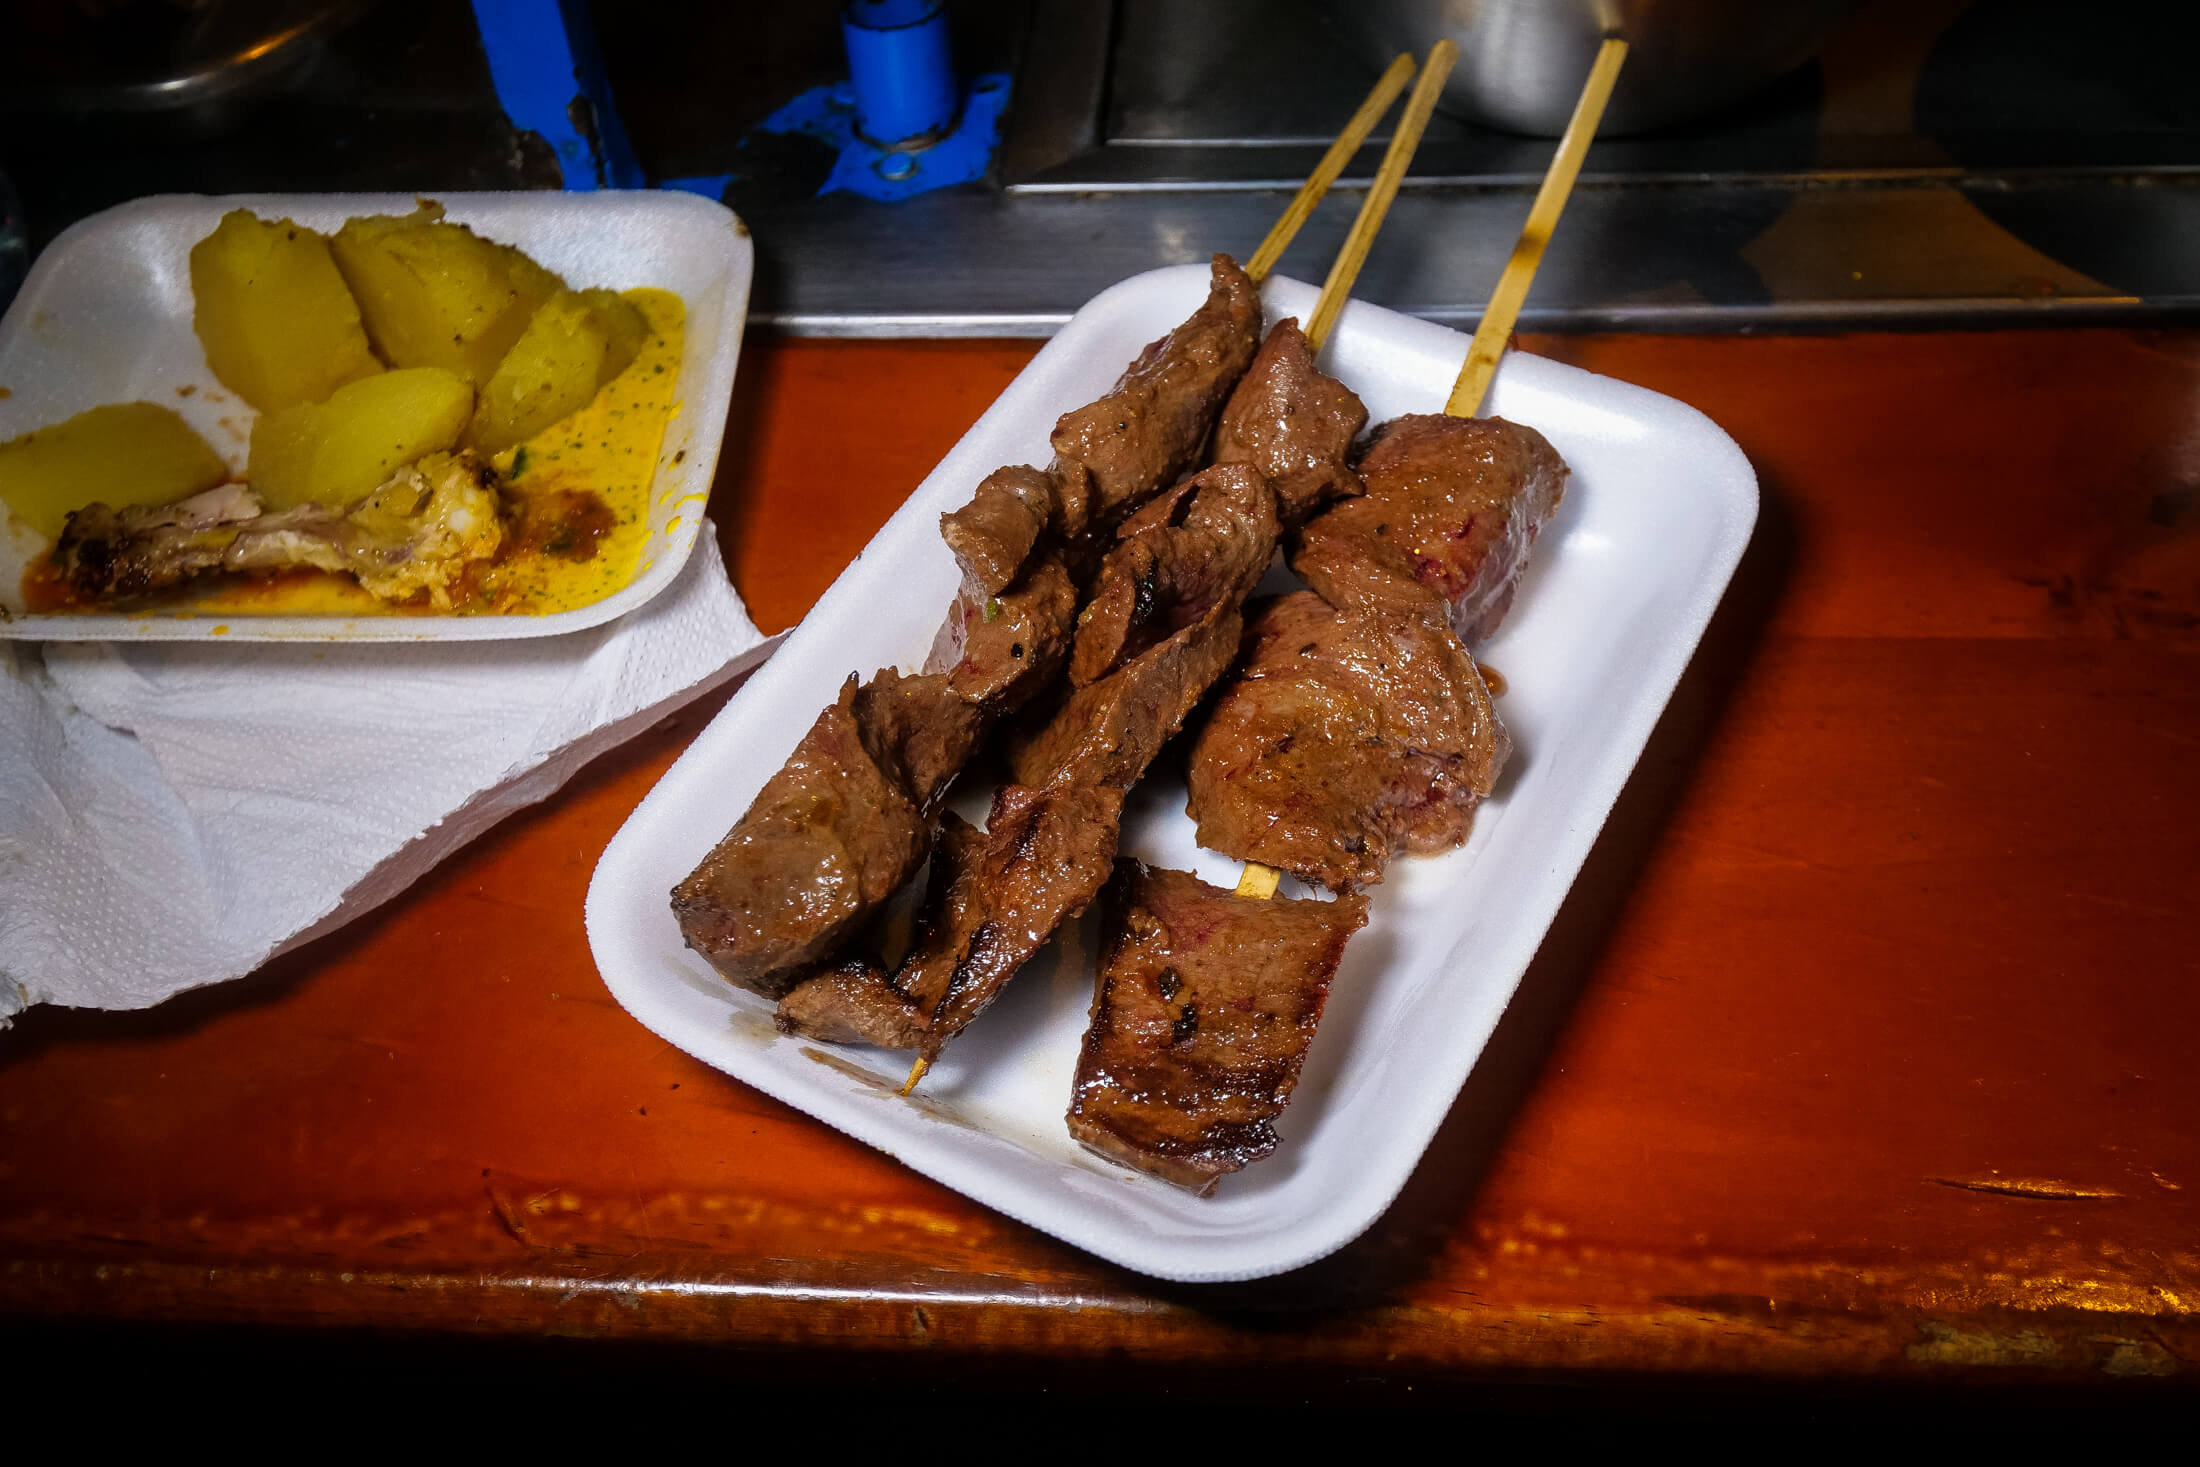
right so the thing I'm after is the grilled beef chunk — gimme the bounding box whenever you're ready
[852,670,985,812]
[1291,414,1566,649]
[775,956,925,1048]
[939,465,1084,596]
[1050,254,1261,536]
[1212,317,1367,525]
[1069,463,1280,687]
[1009,604,1244,792]
[672,677,929,998]
[1068,862,1368,1190]
[894,784,1126,1060]
[925,557,1078,710]
[1186,592,1509,891]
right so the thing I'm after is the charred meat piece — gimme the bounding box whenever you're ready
[1068,862,1369,1191]
[852,670,985,811]
[1291,415,1566,648]
[1070,463,1279,687]
[1050,253,1261,535]
[1212,317,1368,525]
[938,465,1086,596]
[892,784,1126,1061]
[924,557,1078,710]
[775,956,926,1049]
[672,676,929,998]
[55,452,504,611]
[1008,604,1243,793]
[1186,592,1509,891]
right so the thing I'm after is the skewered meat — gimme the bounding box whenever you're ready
[938,465,1081,597]
[850,670,985,812]
[1068,861,1368,1190]
[1069,463,1278,687]
[1010,602,1244,792]
[1186,591,1508,891]
[680,259,1266,1020]
[774,956,924,1049]
[54,451,504,611]
[1291,414,1566,648]
[1211,316,1367,525]
[892,783,1125,1060]
[1050,254,1261,536]
[672,676,929,998]
[925,557,1078,708]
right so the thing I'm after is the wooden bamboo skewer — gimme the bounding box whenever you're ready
[1235,35,1629,904]
[1245,52,1419,285]
[1303,39,1459,353]
[1447,36,1628,416]
[897,57,1432,1098]
[1229,39,1461,902]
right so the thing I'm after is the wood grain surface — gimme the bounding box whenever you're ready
[3,329,2195,1404]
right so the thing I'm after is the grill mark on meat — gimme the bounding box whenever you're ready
[1289,414,1566,649]
[1212,316,1368,525]
[887,785,1126,1060]
[1067,862,1368,1191]
[1186,592,1509,891]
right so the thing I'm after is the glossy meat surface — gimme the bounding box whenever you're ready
[1186,592,1509,891]
[894,784,1126,1060]
[1291,415,1566,648]
[925,557,1078,709]
[851,670,984,812]
[1007,605,1243,792]
[1049,254,1261,534]
[1067,862,1368,1190]
[938,464,1080,596]
[671,677,928,998]
[1211,316,1367,525]
[774,957,924,1049]
[1069,463,1279,687]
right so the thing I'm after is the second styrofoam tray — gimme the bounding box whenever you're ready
[0,190,751,641]
[586,265,1758,1282]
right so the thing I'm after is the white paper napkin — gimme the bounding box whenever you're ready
[0,524,770,1023]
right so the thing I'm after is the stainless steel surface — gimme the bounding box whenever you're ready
[748,176,2191,336]
[734,0,2200,335]
[1313,0,1860,137]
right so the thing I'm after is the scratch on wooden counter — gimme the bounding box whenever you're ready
[1934,1175,2125,1201]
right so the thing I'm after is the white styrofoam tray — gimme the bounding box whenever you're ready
[586,266,1758,1283]
[0,190,751,640]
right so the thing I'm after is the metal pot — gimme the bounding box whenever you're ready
[1313,0,1861,136]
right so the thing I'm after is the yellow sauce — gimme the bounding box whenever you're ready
[190,288,684,618]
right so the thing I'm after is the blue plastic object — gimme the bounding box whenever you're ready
[842,0,959,148]
[469,0,644,190]
[749,72,1010,203]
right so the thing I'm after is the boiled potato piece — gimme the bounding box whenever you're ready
[329,204,565,384]
[580,288,649,384]
[466,292,606,454]
[189,210,384,414]
[0,402,229,540]
[248,367,473,510]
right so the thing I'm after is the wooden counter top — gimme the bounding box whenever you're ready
[3,329,2195,1405]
